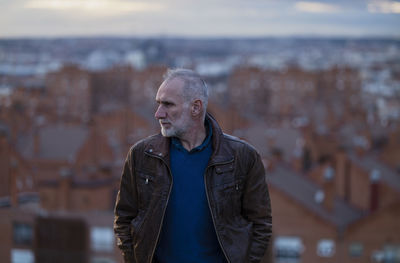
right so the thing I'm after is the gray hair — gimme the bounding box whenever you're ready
[163,68,209,118]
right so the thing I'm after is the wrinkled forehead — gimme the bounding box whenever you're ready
[156,77,185,101]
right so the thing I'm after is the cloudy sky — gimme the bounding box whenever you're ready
[1,0,399,38]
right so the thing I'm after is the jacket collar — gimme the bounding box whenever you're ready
[144,113,234,166]
[207,113,235,165]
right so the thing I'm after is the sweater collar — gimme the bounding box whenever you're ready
[144,113,234,165]
[171,118,212,153]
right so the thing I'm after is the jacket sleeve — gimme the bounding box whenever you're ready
[242,150,272,263]
[114,148,138,263]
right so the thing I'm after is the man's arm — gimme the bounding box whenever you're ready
[242,151,272,263]
[114,148,138,263]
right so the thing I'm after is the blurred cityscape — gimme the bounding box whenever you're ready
[1,37,400,263]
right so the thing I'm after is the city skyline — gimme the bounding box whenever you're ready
[1,0,400,38]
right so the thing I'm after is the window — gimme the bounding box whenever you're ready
[11,249,34,263]
[323,166,335,180]
[349,242,363,257]
[91,257,115,263]
[274,236,304,263]
[90,227,114,252]
[13,222,33,246]
[372,244,400,263]
[317,239,335,257]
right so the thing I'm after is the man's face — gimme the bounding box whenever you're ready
[155,78,191,138]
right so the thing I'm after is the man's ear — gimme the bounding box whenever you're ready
[191,99,203,117]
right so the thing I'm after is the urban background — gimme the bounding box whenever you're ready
[1,36,399,263]
[1,1,400,263]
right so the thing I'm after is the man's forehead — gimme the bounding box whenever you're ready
[156,78,184,99]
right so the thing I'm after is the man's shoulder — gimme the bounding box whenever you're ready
[129,133,163,152]
[221,133,259,155]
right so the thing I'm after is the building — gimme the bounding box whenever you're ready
[267,162,363,263]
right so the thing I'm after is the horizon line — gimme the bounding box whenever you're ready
[1,34,400,41]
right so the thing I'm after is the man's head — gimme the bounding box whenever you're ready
[154,68,209,138]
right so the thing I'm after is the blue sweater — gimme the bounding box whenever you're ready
[154,122,225,263]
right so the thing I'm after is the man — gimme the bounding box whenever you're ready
[114,69,272,263]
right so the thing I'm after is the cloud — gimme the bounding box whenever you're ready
[1,0,399,37]
[368,0,400,13]
[295,1,340,13]
[24,0,164,16]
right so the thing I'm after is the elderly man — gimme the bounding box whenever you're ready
[114,69,272,263]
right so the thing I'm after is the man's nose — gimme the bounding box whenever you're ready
[155,105,166,119]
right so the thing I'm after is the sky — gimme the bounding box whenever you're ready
[0,0,399,38]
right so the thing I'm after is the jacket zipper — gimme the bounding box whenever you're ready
[146,153,173,263]
[204,159,234,263]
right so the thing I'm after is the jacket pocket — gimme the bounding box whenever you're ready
[221,220,253,262]
[136,172,156,208]
[217,179,243,219]
[131,210,145,243]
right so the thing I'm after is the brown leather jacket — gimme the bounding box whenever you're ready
[114,114,272,263]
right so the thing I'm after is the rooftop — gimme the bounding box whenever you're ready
[267,163,365,229]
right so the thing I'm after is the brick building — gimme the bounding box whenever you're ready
[267,163,363,263]
[343,201,400,263]
[1,63,399,263]
[92,107,156,162]
[267,161,400,263]
[228,66,361,123]
[0,129,37,207]
[45,65,92,122]
[0,122,121,263]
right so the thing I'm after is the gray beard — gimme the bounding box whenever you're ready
[161,126,183,138]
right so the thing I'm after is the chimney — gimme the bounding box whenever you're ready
[33,129,40,156]
[267,148,282,172]
[369,169,380,212]
[302,147,312,172]
[10,157,18,207]
[335,150,351,201]
[59,168,72,210]
[322,165,335,211]
[1,133,18,206]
